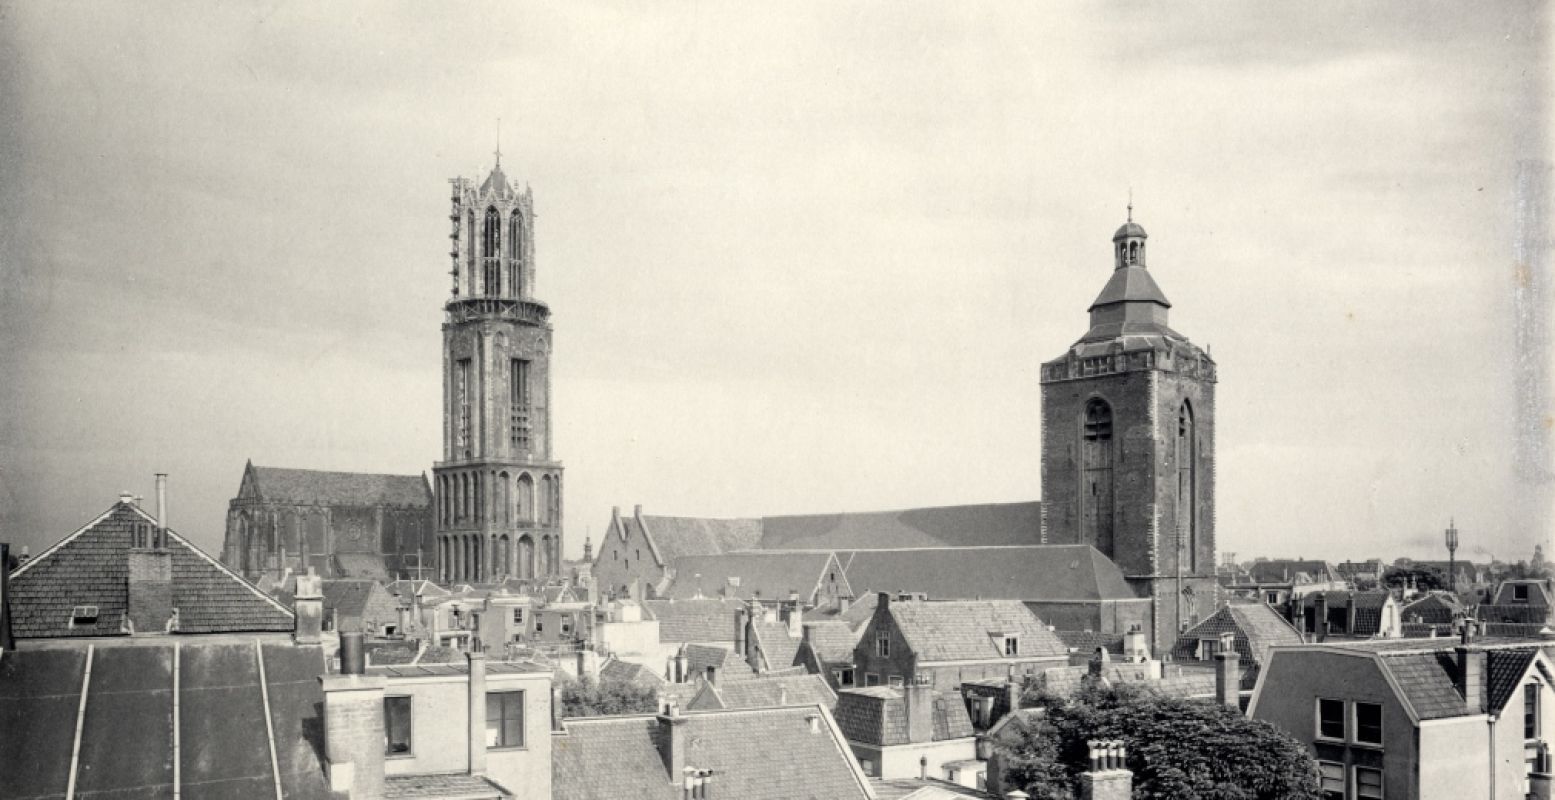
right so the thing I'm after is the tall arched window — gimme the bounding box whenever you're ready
[1177,400,1197,572]
[517,473,535,523]
[508,211,525,298]
[1082,398,1115,556]
[482,207,501,296]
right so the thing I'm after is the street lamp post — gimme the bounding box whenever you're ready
[1445,519,1459,594]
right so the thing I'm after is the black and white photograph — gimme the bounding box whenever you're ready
[0,3,1550,798]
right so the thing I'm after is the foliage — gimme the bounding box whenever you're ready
[996,680,1320,800]
[558,673,658,718]
[1383,564,1447,592]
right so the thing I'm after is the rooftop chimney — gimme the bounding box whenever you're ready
[1079,740,1133,800]
[318,650,388,798]
[294,568,324,645]
[1315,593,1329,642]
[1122,625,1149,663]
[127,479,174,634]
[904,682,935,744]
[1214,633,1241,709]
[155,473,168,537]
[467,651,487,775]
[734,605,748,657]
[1456,624,1483,712]
[657,701,689,781]
[340,631,366,675]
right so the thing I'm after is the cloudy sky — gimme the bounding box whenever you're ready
[1,2,1550,566]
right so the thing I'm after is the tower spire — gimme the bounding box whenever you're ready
[1127,188,1133,222]
[495,118,502,167]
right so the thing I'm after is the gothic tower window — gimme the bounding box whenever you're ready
[508,211,525,298]
[1177,400,1197,572]
[1082,398,1115,557]
[467,209,476,287]
[511,358,531,451]
[456,358,472,458]
[482,207,501,296]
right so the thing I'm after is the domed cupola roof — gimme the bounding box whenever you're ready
[1112,221,1147,241]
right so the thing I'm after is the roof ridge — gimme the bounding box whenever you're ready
[9,503,125,578]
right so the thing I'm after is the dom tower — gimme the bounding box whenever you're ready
[1040,210,1217,651]
[434,153,563,583]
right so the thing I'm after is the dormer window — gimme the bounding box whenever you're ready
[70,605,99,625]
[1003,636,1019,656]
[1514,584,1530,602]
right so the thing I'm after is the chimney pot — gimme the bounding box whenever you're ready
[339,632,366,675]
[155,473,168,539]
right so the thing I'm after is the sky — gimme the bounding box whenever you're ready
[0,2,1550,566]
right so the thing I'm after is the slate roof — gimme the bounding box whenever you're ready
[332,553,390,580]
[628,514,763,566]
[1312,642,1547,721]
[690,673,837,711]
[758,502,1042,551]
[881,598,1068,663]
[384,773,506,799]
[642,598,741,643]
[1245,559,1340,585]
[1479,604,1552,624]
[664,552,843,603]
[552,706,872,800]
[1087,265,1171,311]
[8,502,295,638]
[800,620,863,668]
[1172,603,1304,668]
[1298,591,1394,635]
[838,545,1135,602]
[1054,630,1125,656]
[601,657,668,689]
[1489,579,1553,606]
[0,637,331,799]
[833,687,976,746]
[749,619,802,673]
[1403,593,1464,624]
[682,644,756,682]
[246,464,431,508]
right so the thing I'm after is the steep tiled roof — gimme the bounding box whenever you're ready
[247,465,431,508]
[0,638,331,799]
[552,707,872,800]
[690,674,837,711]
[319,579,381,620]
[759,502,1042,550]
[833,688,976,746]
[1054,630,1125,656]
[800,620,863,667]
[634,515,762,566]
[601,657,668,689]
[1403,593,1464,624]
[1373,645,1542,720]
[664,552,843,603]
[1246,559,1339,584]
[1298,591,1394,635]
[883,599,1068,663]
[1173,604,1303,668]
[1480,604,1553,624]
[838,545,1135,601]
[749,619,802,673]
[642,598,741,643]
[683,644,755,682]
[8,503,294,638]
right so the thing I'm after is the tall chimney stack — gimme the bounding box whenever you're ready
[1214,632,1241,709]
[1456,624,1483,712]
[155,473,168,540]
[467,651,487,775]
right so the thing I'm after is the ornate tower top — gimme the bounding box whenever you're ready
[445,159,545,326]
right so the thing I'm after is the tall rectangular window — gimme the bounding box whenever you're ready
[1316,698,1345,740]
[1355,702,1382,745]
[510,358,531,451]
[486,690,525,748]
[456,358,472,457]
[1527,684,1540,740]
[1004,636,1020,656]
[384,696,412,755]
[876,631,890,658]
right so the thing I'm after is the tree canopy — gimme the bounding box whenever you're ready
[557,673,659,718]
[996,681,1319,800]
[1382,564,1448,592]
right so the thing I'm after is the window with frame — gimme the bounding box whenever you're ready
[888,675,904,688]
[865,673,880,687]
[1527,683,1541,740]
[1197,638,1221,661]
[1515,584,1531,602]
[877,631,891,658]
[1317,761,1344,800]
[1317,698,1345,740]
[512,608,524,624]
[384,696,412,755]
[1004,636,1019,656]
[510,359,531,451]
[1355,702,1382,745]
[835,668,855,687]
[486,690,524,748]
[1355,766,1383,800]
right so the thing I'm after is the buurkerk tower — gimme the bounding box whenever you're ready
[1040,210,1217,649]
[434,152,563,583]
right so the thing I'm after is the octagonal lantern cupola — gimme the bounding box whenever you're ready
[1113,203,1148,269]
